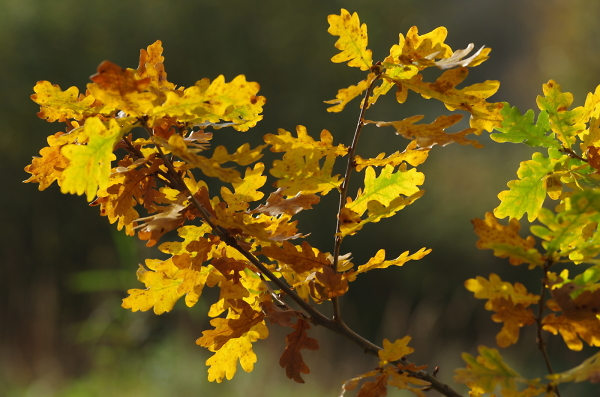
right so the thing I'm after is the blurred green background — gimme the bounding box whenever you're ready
[2,0,600,395]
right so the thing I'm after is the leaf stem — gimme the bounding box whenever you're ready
[331,73,381,321]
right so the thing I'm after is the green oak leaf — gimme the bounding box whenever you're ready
[490,103,560,149]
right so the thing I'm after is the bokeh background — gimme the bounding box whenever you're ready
[2,0,600,395]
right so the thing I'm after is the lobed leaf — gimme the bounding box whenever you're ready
[327,9,373,71]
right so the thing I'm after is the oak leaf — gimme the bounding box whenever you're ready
[32,81,98,122]
[260,241,330,274]
[253,188,320,216]
[60,117,122,201]
[548,351,600,384]
[197,300,265,350]
[327,9,373,71]
[354,140,430,171]
[454,346,523,393]
[542,312,600,351]
[370,114,483,149]
[206,323,268,383]
[345,247,430,282]
[136,40,175,90]
[24,132,70,190]
[378,336,413,365]
[472,212,544,268]
[279,319,319,383]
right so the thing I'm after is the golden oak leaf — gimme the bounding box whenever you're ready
[260,241,330,274]
[465,274,539,308]
[356,374,388,397]
[60,117,122,201]
[121,258,185,314]
[489,298,536,348]
[211,143,266,166]
[32,81,98,122]
[345,247,430,282]
[197,300,265,350]
[354,140,430,171]
[324,76,371,113]
[385,26,452,69]
[472,212,544,268]
[312,266,348,300]
[370,114,483,149]
[347,164,424,217]
[265,125,348,157]
[206,323,268,383]
[378,336,414,365]
[136,40,175,90]
[253,188,320,216]
[221,163,266,212]
[279,319,319,383]
[88,60,156,117]
[208,277,251,318]
[327,9,373,71]
[386,68,503,133]
[24,132,70,190]
[549,351,600,385]
[542,313,600,351]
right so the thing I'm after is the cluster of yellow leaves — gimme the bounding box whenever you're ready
[340,337,430,397]
[326,9,502,137]
[465,274,539,348]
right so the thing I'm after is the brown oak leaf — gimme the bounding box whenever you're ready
[279,319,319,383]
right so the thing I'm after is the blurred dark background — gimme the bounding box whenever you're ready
[2,0,600,395]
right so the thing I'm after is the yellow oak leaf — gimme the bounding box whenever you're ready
[385,26,453,69]
[253,188,320,216]
[465,274,539,308]
[354,140,430,171]
[211,143,266,166]
[378,336,414,366]
[197,300,265,350]
[60,117,122,201]
[346,164,424,217]
[542,313,600,351]
[279,319,319,383]
[24,132,70,190]
[135,40,175,90]
[265,125,348,156]
[472,212,544,268]
[386,68,503,134]
[206,323,268,383]
[370,114,483,149]
[220,162,266,212]
[488,298,536,348]
[345,247,431,282]
[260,241,330,274]
[135,201,187,247]
[327,9,373,71]
[32,81,98,122]
[324,76,371,113]
[121,258,184,314]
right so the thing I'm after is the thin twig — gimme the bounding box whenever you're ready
[536,259,561,397]
[331,73,381,321]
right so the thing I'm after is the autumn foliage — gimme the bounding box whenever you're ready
[24,8,600,397]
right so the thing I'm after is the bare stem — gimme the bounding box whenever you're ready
[331,73,381,321]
